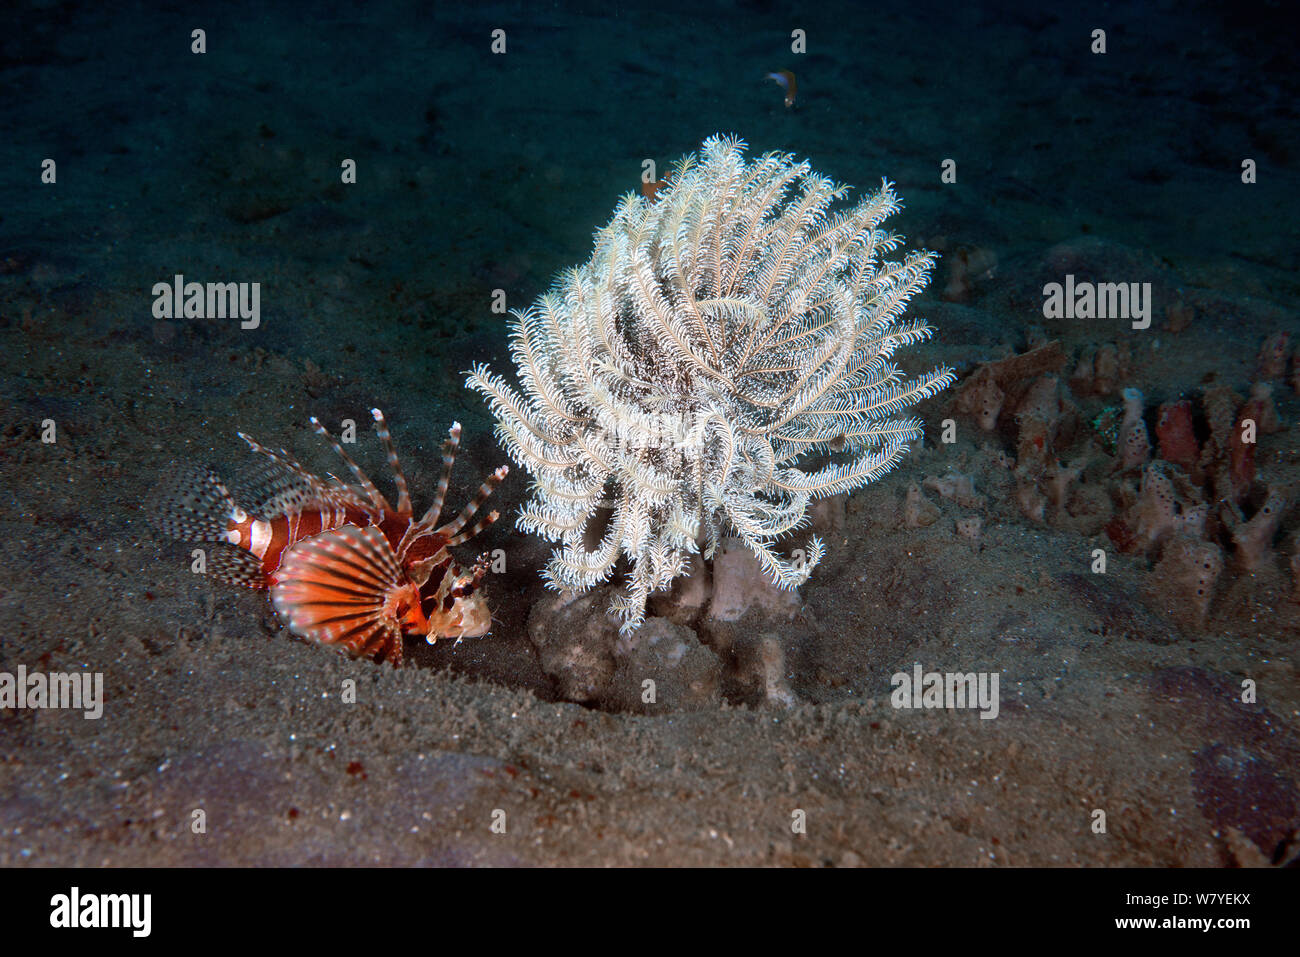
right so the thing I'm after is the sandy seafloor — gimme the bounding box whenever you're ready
[1,0,1298,866]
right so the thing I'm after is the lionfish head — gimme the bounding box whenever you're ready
[421,554,494,642]
[433,590,493,640]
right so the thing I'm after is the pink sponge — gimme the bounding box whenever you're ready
[1155,399,1199,471]
[1149,537,1224,630]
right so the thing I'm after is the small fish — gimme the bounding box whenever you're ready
[151,410,507,663]
[765,69,797,108]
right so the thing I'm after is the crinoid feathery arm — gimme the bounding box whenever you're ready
[467,134,953,631]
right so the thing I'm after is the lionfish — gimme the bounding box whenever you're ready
[152,409,508,664]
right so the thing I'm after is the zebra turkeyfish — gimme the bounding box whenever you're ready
[151,409,508,664]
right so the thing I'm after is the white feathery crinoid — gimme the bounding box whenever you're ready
[468,134,955,632]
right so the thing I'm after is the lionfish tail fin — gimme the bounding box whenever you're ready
[147,463,241,542]
[270,525,423,664]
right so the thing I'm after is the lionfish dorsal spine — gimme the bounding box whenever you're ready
[442,466,509,546]
[395,420,461,559]
[235,433,335,506]
[308,415,391,514]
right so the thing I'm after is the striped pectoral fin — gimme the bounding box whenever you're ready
[269,524,422,664]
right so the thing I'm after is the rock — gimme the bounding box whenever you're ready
[526,587,619,703]
[1155,399,1198,472]
[528,586,723,712]
[1147,536,1223,630]
[1256,331,1290,379]
[706,538,802,623]
[647,553,711,627]
[608,617,722,712]
[808,493,847,532]
[956,515,982,545]
[1233,484,1289,571]
[1119,387,1151,470]
[923,471,984,509]
[955,340,1066,430]
[1165,299,1194,333]
[733,632,798,708]
[903,482,941,528]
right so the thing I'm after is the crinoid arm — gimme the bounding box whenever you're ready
[469,135,954,631]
